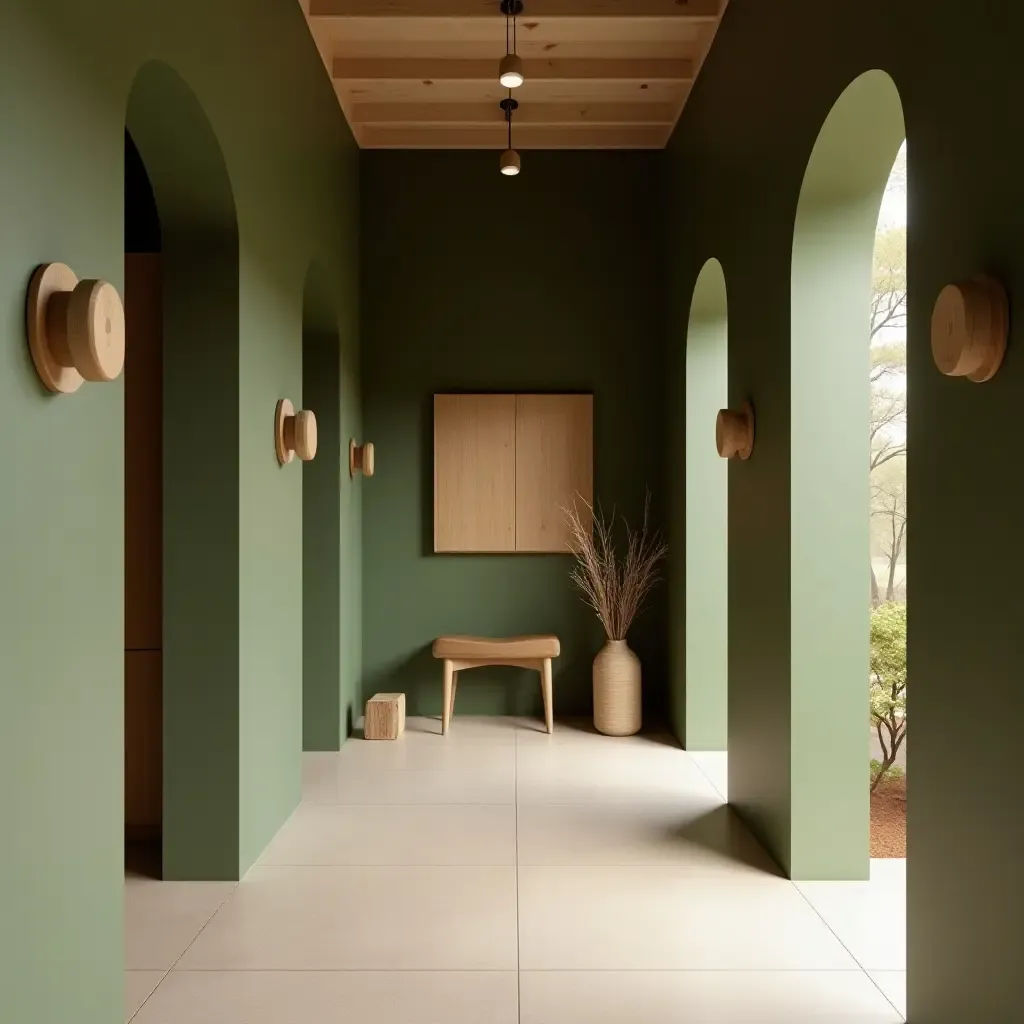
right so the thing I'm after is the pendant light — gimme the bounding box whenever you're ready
[500,97,520,176]
[499,1,524,88]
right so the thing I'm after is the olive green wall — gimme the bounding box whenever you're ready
[361,151,667,721]
[0,2,359,1021]
[667,1,1024,1017]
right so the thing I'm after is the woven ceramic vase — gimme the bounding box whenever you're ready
[593,639,642,736]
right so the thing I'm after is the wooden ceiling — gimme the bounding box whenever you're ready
[297,0,727,149]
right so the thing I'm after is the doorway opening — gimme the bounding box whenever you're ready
[124,60,240,882]
[790,69,905,880]
[123,129,164,879]
[868,143,908,858]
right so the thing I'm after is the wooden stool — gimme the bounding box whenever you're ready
[364,693,406,740]
[431,635,560,735]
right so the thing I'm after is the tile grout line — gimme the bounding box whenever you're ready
[789,881,906,1022]
[687,751,727,803]
[515,724,522,1024]
[683,751,903,1020]
[126,881,240,1022]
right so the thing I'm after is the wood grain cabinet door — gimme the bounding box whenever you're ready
[434,394,516,552]
[515,394,593,553]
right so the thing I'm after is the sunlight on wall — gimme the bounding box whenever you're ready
[790,69,905,879]
[683,258,728,750]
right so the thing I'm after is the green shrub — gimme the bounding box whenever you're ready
[870,602,907,792]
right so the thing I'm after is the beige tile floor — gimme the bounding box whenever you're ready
[125,717,906,1022]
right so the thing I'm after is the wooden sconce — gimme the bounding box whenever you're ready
[349,440,375,477]
[26,263,125,394]
[931,276,1008,382]
[274,399,318,465]
[716,401,755,460]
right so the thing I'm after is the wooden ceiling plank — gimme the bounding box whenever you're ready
[310,0,720,19]
[358,123,667,149]
[318,15,706,45]
[340,79,685,106]
[352,101,677,125]
[334,57,693,81]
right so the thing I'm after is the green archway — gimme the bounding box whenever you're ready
[790,69,906,879]
[126,60,241,880]
[676,257,729,750]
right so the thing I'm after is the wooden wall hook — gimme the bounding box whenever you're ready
[716,401,755,460]
[274,399,318,465]
[931,276,1008,382]
[26,263,126,394]
[349,440,375,477]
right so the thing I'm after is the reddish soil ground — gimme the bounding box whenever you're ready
[870,776,906,858]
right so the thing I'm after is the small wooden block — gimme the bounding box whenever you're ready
[364,692,406,740]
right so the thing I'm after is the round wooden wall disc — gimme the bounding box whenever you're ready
[716,402,754,460]
[275,398,295,465]
[27,263,84,394]
[931,277,1008,383]
[293,410,318,461]
[362,441,375,477]
[68,279,125,382]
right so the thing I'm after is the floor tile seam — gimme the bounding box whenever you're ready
[302,800,517,807]
[256,862,519,868]
[146,966,877,974]
[789,879,903,1018]
[514,717,522,1024]
[295,802,516,808]
[864,969,908,1024]
[127,881,240,1019]
[685,752,728,802]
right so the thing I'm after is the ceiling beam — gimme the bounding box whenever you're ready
[334,57,693,81]
[358,123,668,149]
[352,101,677,125]
[311,0,720,18]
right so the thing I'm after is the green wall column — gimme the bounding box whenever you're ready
[0,1,360,1017]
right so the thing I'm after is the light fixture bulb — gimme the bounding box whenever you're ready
[499,53,524,88]
[500,149,521,176]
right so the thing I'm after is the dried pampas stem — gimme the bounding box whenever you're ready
[563,493,667,641]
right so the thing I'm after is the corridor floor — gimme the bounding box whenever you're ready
[125,717,906,1022]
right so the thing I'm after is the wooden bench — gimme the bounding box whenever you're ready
[431,635,560,735]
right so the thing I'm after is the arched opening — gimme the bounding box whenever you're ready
[124,60,240,881]
[123,128,164,878]
[677,258,728,754]
[790,70,905,880]
[301,261,345,750]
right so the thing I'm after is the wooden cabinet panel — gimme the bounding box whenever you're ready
[515,394,593,553]
[125,650,162,834]
[124,253,162,651]
[434,394,516,552]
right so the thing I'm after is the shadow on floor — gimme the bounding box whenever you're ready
[125,838,162,880]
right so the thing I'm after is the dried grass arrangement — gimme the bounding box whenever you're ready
[564,495,667,642]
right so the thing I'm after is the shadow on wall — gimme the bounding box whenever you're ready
[302,261,345,751]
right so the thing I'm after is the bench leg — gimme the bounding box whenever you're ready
[541,657,553,734]
[449,671,459,722]
[442,659,454,736]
